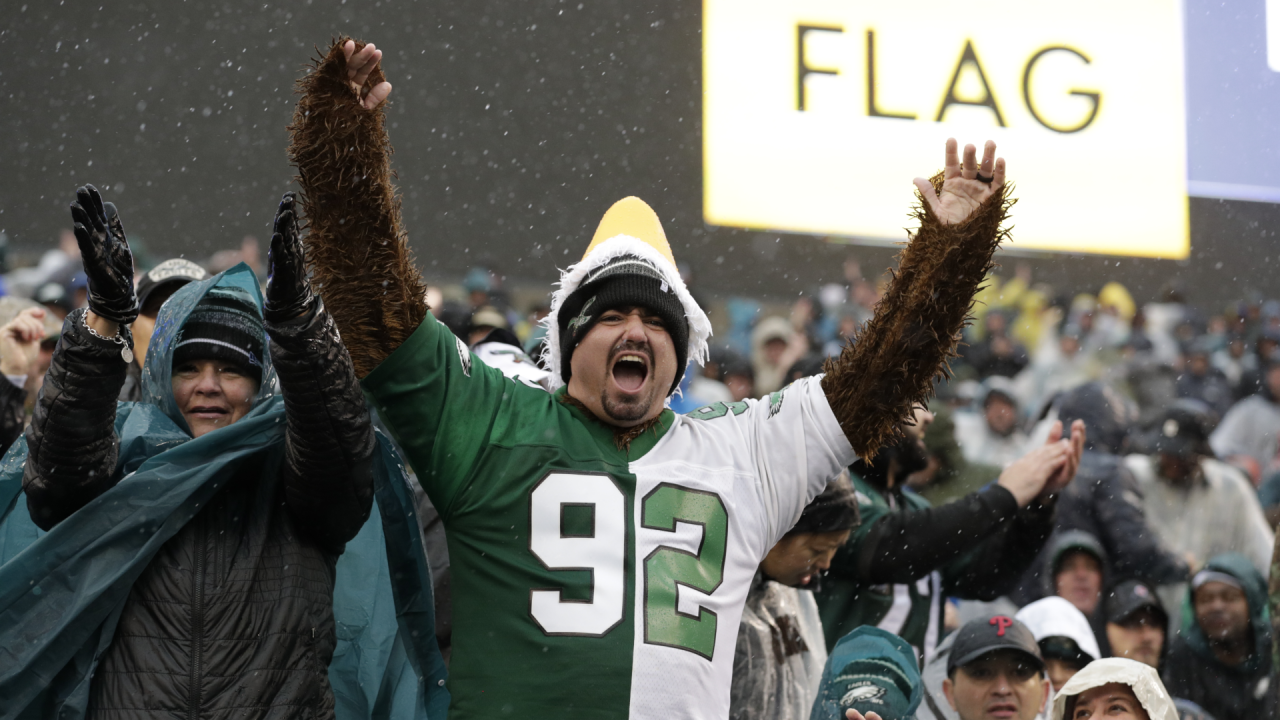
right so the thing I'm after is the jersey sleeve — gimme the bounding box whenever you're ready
[361,313,515,516]
[687,375,857,545]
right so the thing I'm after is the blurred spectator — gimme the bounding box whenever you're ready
[1211,333,1247,395]
[1254,467,1280,528]
[1234,327,1280,399]
[1104,580,1169,670]
[953,377,1029,468]
[1162,556,1274,720]
[1176,338,1234,419]
[810,627,921,720]
[1045,531,1108,649]
[468,305,509,346]
[522,301,551,357]
[1013,384,1189,604]
[908,405,1002,508]
[34,281,75,321]
[689,345,734,404]
[730,479,860,720]
[0,300,59,454]
[965,310,1029,380]
[1014,596,1102,692]
[121,258,209,402]
[463,266,493,310]
[720,353,755,402]
[751,316,806,395]
[1210,352,1280,483]
[1015,324,1096,419]
[1126,403,1274,592]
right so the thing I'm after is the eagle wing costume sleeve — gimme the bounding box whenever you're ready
[821,177,1014,458]
[287,38,427,378]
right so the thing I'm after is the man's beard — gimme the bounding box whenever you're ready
[599,340,660,425]
[601,389,656,424]
[895,434,930,477]
[855,428,930,488]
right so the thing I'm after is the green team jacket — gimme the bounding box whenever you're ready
[814,471,1054,662]
[361,314,855,719]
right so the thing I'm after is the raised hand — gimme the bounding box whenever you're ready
[1043,418,1086,495]
[913,138,1007,225]
[264,192,316,323]
[70,184,139,325]
[846,709,883,720]
[342,40,392,110]
[0,307,48,377]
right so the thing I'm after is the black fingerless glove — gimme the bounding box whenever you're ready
[264,192,317,324]
[69,184,139,325]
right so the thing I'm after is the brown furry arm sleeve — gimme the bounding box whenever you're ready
[821,175,1014,458]
[287,38,427,378]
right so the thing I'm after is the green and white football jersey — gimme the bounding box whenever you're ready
[362,314,855,719]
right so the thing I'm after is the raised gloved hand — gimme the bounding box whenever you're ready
[70,184,139,325]
[264,192,316,323]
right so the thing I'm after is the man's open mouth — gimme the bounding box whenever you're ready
[611,353,650,393]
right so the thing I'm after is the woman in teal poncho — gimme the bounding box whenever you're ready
[0,188,446,720]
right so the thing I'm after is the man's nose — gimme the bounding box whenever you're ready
[622,314,648,341]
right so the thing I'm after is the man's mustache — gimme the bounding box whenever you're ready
[609,341,653,364]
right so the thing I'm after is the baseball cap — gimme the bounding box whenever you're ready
[1104,579,1168,627]
[947,615,1044,676]
[813,626,921,720]
[136,258,209,310]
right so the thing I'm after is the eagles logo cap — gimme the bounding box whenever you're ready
[813,626,921,720]
[947,615,1043,676]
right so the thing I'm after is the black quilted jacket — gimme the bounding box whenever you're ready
[22,305,375,720]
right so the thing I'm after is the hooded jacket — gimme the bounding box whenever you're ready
[1162,553,1273,720]
[1028,530,1111,656]
[1015,596,1102,670]
[1051,657,1179,720]
[0,266,448,720]
[752,316,801,396]
[1022,384,1189,597]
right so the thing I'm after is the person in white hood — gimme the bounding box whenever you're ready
[1050,657,1179,720]
[1015,596,1102,692]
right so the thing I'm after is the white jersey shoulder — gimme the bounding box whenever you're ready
[624,375,855,719]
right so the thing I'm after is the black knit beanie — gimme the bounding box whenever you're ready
[557,254,690,395]
[172,286,265,383]
[788,476,861,536]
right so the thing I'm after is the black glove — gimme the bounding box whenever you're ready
[70,184,139,325]
[264,192,316,323]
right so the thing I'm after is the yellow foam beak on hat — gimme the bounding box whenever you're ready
[583,197,676,266]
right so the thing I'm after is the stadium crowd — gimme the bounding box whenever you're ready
[0,35,1270,720]
[5,214,1276,720]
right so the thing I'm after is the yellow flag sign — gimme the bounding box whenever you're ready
[703,0,1190,258]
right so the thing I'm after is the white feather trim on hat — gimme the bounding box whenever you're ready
[541,234,711,392]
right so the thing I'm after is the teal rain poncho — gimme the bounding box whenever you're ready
[0,264,447,720]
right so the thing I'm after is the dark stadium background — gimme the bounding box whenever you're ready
[3,0,1278,308]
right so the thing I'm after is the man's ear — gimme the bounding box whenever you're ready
[1039,677,1051,713]
[941,677,957,711]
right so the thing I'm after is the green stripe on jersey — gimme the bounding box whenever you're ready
[363,315,673,719]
